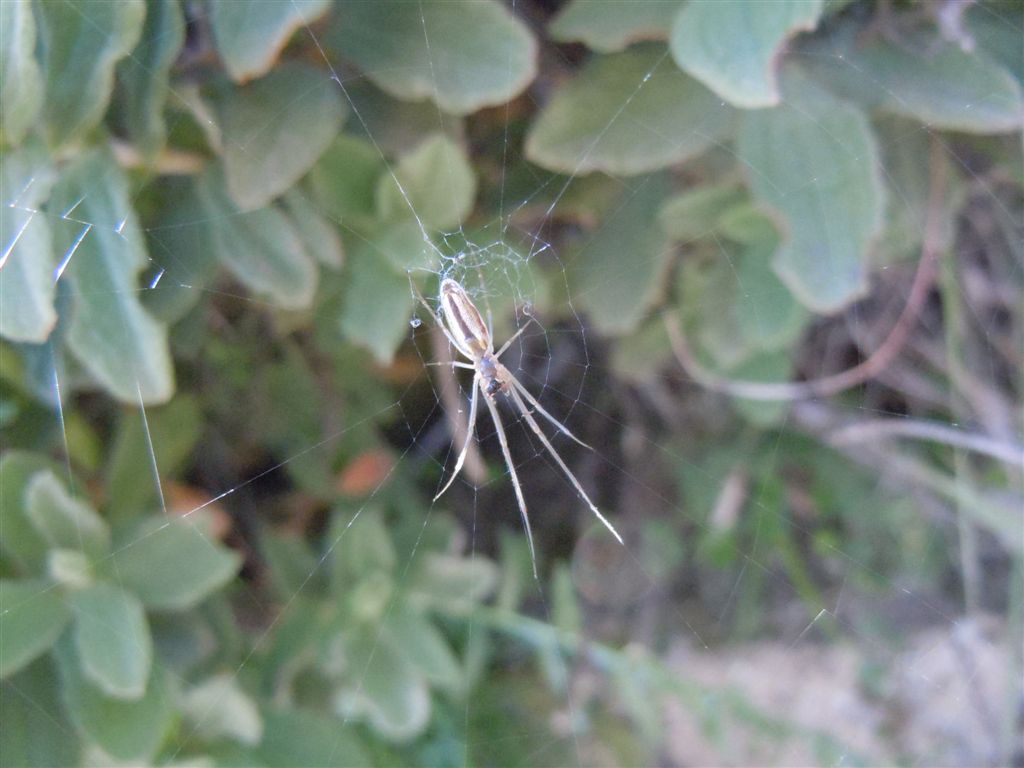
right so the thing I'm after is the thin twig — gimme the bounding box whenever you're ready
[429,325,488,485]
[665,135,950,401]
[830,418,1024,467]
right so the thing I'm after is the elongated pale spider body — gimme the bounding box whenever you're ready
[414,277,623,575]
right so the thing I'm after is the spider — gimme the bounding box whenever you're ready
[413,276,623,575]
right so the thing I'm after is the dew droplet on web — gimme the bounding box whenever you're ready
[409,316,422,329]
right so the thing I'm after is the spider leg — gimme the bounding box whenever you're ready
[422,361,475,369]
[492,316,537,360]
[483,391,539,578]
[508,387,623,546]
[433,376,480,501]
[508,375,591,450]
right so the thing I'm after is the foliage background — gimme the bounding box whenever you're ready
[1,0,1022,766]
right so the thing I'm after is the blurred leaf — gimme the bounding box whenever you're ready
[0,144,57,343]
[572,174,672,335]
[968,5,1024,86]
[332,511,397,586]
[101,516,241,610]
[730,211,808,350]
[0,0,44,145]
[182,674,263,746]
[259,707,370,767]
[367,220,436,274]
[140,181,221,324]
[873,117,960,266]
[670,0,822,108]
[803,27,1024,134]
[609,317,673,383]
[731,352,791,425]
[345,82,460,154]
[25,470,110,560]
[0,579,69,677]
[385,605,462,693]
[307,134,385,231]
[338,628,431,741]
[37,0,145,147]
[551,564,581,634]
[56,637,173,763]
[0,658,78,767]
[525,46,735,176]
[658,184,746,243]
[47,548,94,590]
[221,62,347,209]
[376,134,477,231]
[50,148,175,403]
[117,0,185,159]
[282,189,344,268]
[209,0,332,82]
[408,554,498,611]
[262,531,323,601]
[339,247,416,365]
[195,166,318,309]
[0,451,63,571]
[330,0,537,115]
[105,395,203,523]
[737,70,884,313]
[549,0,681,52]
[70,583,152,699]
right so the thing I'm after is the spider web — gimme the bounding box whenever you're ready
[1,1,1022,766]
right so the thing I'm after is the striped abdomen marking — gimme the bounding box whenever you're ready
[440,278,490,356]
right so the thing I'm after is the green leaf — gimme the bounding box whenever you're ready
[100,516,241,610]
[658,185,746,243]
[70,583,152,699]
[209,0,332,82]
[736,70,884,313]
[329,0,537,115]
[259,708,370,767]
[307,133,385,231]
[221,62,347,209]
[56,637,173,762]
[731,215,809,351]
[551,564,582,635]
[50,148,175,403]
[0,144,57,343]
[572,174,672,335]
[282,189,344,268]
[338,628,430,741]
[0,579,70,677]
[117,0,185,159]
[36,0,145,147]
[195,166,318,309]
[105,395,203,524]
[0,0,44,145]
[732,352,792,426]
[376,134,477,231]
[339,247,416,365]
[408,554,498,611]
[670,0,822,108]
[549,0,681,52]
[25,470,110,560]
[0,451,62,571]
[333,511,397,584]
[182,674,263,746]
[0,657,79,767]
[872,117,960,266]
[385,605,462,692]
[803,28,1024,134]
[525,46,735,176]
